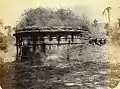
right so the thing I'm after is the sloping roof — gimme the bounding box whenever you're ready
[14,26,85,36]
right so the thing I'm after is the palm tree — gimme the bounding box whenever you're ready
[0,19,3,29]
[103,6,112,23]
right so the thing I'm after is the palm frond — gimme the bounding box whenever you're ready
[103,8,107,17]
[108,6,112,10]
[103,8,107,15]
[103,6,112,17]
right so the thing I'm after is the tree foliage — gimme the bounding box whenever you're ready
[0,19,8,52]
[4,25,12,36]
[0,32,7,52]
[16,7,91,32]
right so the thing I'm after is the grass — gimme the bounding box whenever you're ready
[0,60,114,89]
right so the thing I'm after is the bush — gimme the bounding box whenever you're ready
[0,32,8,52]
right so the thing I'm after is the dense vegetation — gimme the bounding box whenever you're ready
[16,7,91,33]
[0,32,7,52]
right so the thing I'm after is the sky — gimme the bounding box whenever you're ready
[0,0,120,26]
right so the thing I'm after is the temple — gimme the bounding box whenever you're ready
[13,26,105,61]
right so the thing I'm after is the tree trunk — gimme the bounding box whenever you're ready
[108,11,110,23]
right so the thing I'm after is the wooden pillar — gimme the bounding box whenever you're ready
[42,43,46,53]
[65,35,67,41]
[40,36,46,53]
[71,34,74,42]
[49,44,51,50]
[49,35,52,41]
[16,36,19,61]
[67,40,70,61]
[33,36,37,53]
[57,35,61,45]
[49,35,52,50]
[20,37,23,60]
[27,36,30,45]
[20,37,23,55]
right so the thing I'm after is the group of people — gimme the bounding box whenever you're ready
[89,38,107,46]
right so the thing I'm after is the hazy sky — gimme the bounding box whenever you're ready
[0,0,120,26]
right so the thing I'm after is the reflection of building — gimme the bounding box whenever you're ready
[13,27,87,61]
